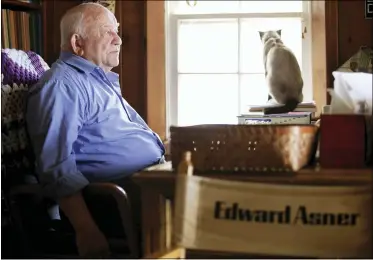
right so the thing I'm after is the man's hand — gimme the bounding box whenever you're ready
[163,138,170,160]
[58,192,111,258]
[76,224,110,258]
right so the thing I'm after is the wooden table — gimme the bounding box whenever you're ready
[133,162,372,258]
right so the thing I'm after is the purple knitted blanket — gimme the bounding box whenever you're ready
[1,48,49,86]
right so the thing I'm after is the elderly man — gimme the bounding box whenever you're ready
[26,2,164,258]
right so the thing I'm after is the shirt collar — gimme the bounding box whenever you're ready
[59,51,119,83]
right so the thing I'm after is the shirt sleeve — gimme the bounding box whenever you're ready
[26,79,89,200]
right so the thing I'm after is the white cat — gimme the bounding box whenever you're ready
[259,30,303,114]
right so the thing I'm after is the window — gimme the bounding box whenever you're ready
[166,1,312,127]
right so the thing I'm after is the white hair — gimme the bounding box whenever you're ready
[59,2,106,49]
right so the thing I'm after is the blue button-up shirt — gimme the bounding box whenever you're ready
[26,51,165,199]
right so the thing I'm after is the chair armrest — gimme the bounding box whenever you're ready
[83,183,139,258]
[9,184,43,197]
[8,182,139,258]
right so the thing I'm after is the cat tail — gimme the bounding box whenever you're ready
[263,98,299,115]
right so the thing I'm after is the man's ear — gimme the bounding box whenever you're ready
[276,29,282,37]
[259,31,264,40]
[70,34,84,56]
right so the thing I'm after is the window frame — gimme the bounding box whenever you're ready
[165,1,312,132]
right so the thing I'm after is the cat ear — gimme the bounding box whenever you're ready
[276,30,282,37]
[259,31,264,39]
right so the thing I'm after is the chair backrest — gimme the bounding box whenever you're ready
[1,48,49,188]
[173,150,372,258]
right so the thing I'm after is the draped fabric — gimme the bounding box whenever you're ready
[1,48,49,187]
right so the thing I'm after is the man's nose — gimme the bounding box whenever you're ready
[113,33,122,46]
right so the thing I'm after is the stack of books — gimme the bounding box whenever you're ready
[237,101,317,125]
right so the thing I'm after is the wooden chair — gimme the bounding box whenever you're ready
[1,48,139,258]
[172,152,372,258]
[135,124,372,259]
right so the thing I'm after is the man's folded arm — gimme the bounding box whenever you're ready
[27,79,88,198]
[26,79,96,231]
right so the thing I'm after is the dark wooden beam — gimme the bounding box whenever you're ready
[325,1,339,104]
[114,0,147,120]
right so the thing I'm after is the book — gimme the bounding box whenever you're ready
[1,9,42,55]
[247,101,317,113]
[237,112,312,125]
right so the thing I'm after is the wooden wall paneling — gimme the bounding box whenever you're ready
[42,0,47,58]
[310,1,327,115]
[324,0,373,104]
[146,1,166,140]
[42,0,81,65]
[114,0,147,120]
[338,0,373,64]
